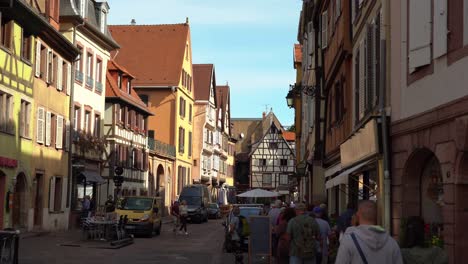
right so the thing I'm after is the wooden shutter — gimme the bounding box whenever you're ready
[66,63,71,95]
[37,107,45,144]
[65,120,70,151]
[366,23,375,111]
[49,176,55,212]
[46,49,51,84]
[56,115,63,149]
[35,40,41,77]
[321,11,328,49]
[434,0,447,58]
[61,177,67,210]
[409,0,431,71]
[45,111,51,146]
[359,41,365,119]
[57,57,63,90]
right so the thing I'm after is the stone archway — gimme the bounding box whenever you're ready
[13,173,27,229]
[403,148,444,236]
[156,165,164,195]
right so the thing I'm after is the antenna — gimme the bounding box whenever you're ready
[130,19,136,25]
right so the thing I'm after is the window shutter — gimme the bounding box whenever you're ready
[56,115,63,149]
[46,49,51,84]
[45,111,51,146]
[57,57,63,91]
[336,0,341,22]
[35,40,41,77]
[37,107,45,144]
[434,0,447,58]
[65,120,70,151]
[66,63,71,95]
[321,11,328,49]
[359,41,365,118]
[409,0,431,71]
[61,177,67,210]
[366,24,375,111]
[49,176,55,212]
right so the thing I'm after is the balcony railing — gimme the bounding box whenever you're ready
[148,138,176,158]
[75,70,83,82]
[86,76,94,88]
[95,81,103,93]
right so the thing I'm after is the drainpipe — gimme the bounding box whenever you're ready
[67,19,85,210]
[380,8,391,231]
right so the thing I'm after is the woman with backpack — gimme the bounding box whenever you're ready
[275,207,296,264]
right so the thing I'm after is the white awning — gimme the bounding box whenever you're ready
[324,163,342,178]
[325,160,372,189]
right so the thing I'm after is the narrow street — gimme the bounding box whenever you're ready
[19,219,238,264]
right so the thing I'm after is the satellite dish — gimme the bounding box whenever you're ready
[240,133,244,139]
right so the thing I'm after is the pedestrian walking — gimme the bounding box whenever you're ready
[179,200,188,235]
[285,203,320,264]
[105,195,115,213]
[269,200,283,257]
[335,200,403,264]
[82,195,91,218]
[400,216,448,264]
[229,206,244,264]
[171,201,180,233]
[336,203,355,239]
[275,207,296,264]
[311,206,331,264]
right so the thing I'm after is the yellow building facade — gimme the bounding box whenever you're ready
[0,19,34,230]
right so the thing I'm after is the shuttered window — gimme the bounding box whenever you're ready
[57,57,63,91]
[359,41,365,119]
[64,120,70,151]
[56,115,63,149]
[408,0,431,71]
[365,23,376,111]
[178,127,185,153]
[188,131,192,157]
[66,63,71,95]
[434,0,447,58]
[37,107,45,143]
[35,40,41,77]
[45,111,52,146]
[321,11,328,49]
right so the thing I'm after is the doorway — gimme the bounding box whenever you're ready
[34,173,43,227]
[12,173,27,228]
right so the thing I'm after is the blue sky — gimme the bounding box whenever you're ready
[107,0,302,126]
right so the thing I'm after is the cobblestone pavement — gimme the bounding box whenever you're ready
[19,218,243,264]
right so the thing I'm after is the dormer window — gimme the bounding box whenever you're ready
[117,74,122,89]
[127,79,131,94]
[100,10,107,33]
[79,0,87,18]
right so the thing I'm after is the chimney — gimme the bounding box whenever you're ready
[130,19,136,25]
[262,112,266,119]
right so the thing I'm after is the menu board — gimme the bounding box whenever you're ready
[248,216,271,263]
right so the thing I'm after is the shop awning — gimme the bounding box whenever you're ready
[80,171,105,184]
[325,160,371,189]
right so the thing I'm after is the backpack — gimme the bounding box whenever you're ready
[294,216,318,258]
[236,215,250,237]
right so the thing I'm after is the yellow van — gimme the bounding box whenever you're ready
[115,196,162,237]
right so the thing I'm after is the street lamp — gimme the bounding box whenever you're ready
[286,90,295,108]
[295,161,308,178]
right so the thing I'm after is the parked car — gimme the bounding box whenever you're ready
[179,184,210,223]
[224,206,263,252]
[115,196,162,237]
[207,203,221,219]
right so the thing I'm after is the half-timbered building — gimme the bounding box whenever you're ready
[101,60,153,203]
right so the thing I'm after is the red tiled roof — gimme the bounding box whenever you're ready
[282,131,295,142]
[107,60,136,79]
[106,61,153,115]
[109,23,189,87]
[193,64,214,101]
[294,44,302,64]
